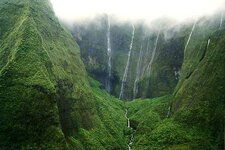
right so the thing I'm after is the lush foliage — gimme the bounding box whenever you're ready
[0,0,224,149]
[0,0,126,149]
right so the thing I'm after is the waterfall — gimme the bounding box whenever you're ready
[140,37,150,79]
[207,38,210,49]
[119,25,135,99]
[184,21,197,53]
[174,70,180,80]
[200,38,210,62]
[125,109,130,128]
[167,106,171,118]
[220,12,223,30]
[127,118,130,128]
[128,134,134,150]
[146,39,150,56]
[146,30,160,76]
[125,109,134,150]
[133,44,143,99]
[106,16,112,93]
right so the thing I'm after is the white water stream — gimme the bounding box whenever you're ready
[146,30,160,76]
[133,44,143,99]
[125,109,134,150]
[106,16,112,93]
[207,38,210,49]
[119,25,135,99]
[184,21,197,53]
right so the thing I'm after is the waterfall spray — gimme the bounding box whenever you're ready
[106,16,112,93]
[119,25,135,99]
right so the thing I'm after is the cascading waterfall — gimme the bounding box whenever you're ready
[133,44,143,99]
[146,30,160,76]
[220,12,223,29]
[106,16,112,93]
[119,25,135,99]
[184,21,197,53]
[128,134,134,150]
[125,109,130,128]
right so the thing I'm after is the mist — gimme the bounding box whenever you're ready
[50,0,225,24]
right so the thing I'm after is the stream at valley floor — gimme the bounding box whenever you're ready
[125,109,135,150]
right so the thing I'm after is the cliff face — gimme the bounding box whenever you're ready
[171,14,225,149]
[71,17,184,100]
[0,1,126,149]
[125,12,225,150]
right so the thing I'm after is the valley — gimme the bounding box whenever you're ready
[0,0,224,149]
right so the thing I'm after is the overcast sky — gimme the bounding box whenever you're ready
[50,0,225,23]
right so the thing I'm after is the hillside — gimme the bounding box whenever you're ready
[125,13,225,150]
[0,0,126,149]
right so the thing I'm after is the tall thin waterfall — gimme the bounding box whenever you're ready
[146,39,150,56]
[119,25,135,99]
[133,44,143,99]
[220,12,223,29]
[184,21,197,53]
[207,38,210,50]
[146,30,160,76]
[106,16,112,93]
[140,37,150,79]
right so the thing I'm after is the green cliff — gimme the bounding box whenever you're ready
[0,0,126,149]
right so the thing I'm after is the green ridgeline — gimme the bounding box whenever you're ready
[0,0,126,149]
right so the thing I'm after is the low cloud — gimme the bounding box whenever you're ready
[50,0,225,25]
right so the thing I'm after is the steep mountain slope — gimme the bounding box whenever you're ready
[172,14,225,149]
[0,0,126,149]
[126,12,225,150]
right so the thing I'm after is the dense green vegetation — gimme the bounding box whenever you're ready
[0,0,126,149]
[127,96,223,149]
[0,0,224,149]
[125,14,225,150]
